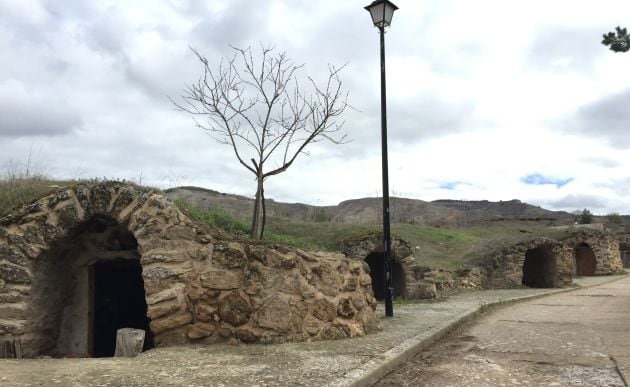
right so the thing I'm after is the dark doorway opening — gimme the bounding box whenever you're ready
[91,259,154,357]
[364,252,406,300]
[365,252,385,300]
[575,243,596,276]
[391,261,406,299]
[522,246,557,288]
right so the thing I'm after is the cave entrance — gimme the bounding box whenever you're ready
[30,215,155,357]
[574,243,596,276]
[364,252,406,300]
[522,246,557,288]
[90,259,154,357]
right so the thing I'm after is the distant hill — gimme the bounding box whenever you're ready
[165,186,577,227]
[431,199,571,226]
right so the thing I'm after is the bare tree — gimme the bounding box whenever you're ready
[173,45,348,239]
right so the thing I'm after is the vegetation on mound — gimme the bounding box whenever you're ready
[174,200,319,250]
[0,176,75,217]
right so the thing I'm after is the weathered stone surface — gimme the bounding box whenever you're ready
[143,266,177,279]
[200,269,240,290]
[187,322,216,339]
[147,301,181,320]
[0,292,22,304]
[414,280,437,299]
[150,312,193,335]
[312,297,337,322]
[334,318,363,337]
[315,324,346,341]
[218,292,252,326]
[145,287,180,305]
[254,295,292,332]
[0,306,26,319]
[196,304,218,322]
[302,314,322,336]
[236,327,258,343]
[213,243,248,269]
[0,264,30,284]
[341,277,358,292]
[0,246,27,266]
[337,297,355,319]
[309,263,341,297]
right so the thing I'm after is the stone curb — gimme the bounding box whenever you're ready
[328,274,627,387]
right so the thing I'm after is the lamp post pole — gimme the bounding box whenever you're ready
[378,24,394,318]
[365,0,397,318]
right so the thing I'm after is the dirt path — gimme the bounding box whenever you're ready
[376,276,630,386]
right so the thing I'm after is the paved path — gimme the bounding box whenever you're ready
[377,274,630,386]
[0,275,624,386]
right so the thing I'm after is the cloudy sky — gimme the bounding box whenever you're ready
[2,0,630,214]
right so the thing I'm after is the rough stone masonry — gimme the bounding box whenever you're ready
[0,181,378,358]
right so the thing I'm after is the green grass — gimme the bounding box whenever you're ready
[174,200,319,249]
[174,199,250,236]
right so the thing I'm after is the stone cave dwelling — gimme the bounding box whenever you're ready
[343,230,625,299]
[0,181,378,359]
[478,233,624,289]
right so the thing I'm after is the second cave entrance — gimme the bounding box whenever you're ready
[364,252,406,300]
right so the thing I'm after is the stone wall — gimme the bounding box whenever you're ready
[477,237,574,289]
[342,236,481,299]
[562,231,623,275]
[0,181,377,358]
[342,236,427,299]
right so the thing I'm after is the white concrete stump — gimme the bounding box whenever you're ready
[114,328,145,357]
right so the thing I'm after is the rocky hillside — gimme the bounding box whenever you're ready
[165,186,575,227]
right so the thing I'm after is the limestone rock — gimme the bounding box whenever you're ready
[218,292,252,326]
[187,322,216,339]
[150,312,193,335]
[254,295,292,332]
[200,269,240,290]
[312,297,337,322]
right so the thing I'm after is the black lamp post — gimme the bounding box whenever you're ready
[364,0,398,318]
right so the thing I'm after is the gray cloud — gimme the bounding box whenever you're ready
[389,95,476,143]
[190,0,272,53]
[548,194,608,211]
[558,88,630,148]
[0,81,82,138]
[83,8,130,56]
[528,26,606,72]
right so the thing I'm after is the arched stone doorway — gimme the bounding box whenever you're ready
[574,243,596,276]
[364,252,406,300]
[522,246,557,288]
[29,215,154,357]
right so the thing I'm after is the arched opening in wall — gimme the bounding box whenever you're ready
[574,243,596,276]
[30,215,154,357]
[522,246,557,288]
[364,252,406,300]
[391,261,407,299]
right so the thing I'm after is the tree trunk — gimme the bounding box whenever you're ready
[260,185,266,238]
[250,177,264,240]
[114,328,145,358]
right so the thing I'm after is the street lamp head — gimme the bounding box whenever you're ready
[364,0,398,29]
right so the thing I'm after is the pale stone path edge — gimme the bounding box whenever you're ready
[328,275,629,387]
